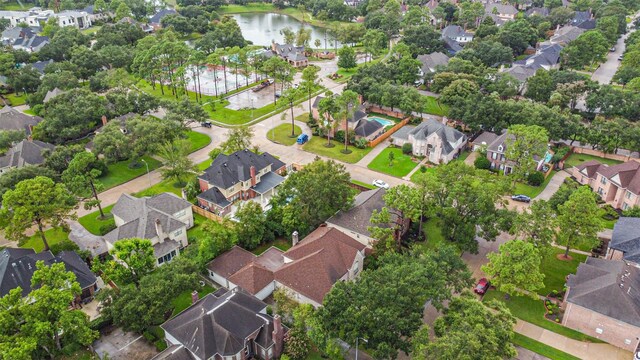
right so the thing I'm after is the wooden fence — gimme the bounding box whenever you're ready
[192,205,224,223]
[366,105,406,119]
[571,147,639,163]
[368,117,411,148]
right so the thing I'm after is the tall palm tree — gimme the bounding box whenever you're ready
[337,90,359,154]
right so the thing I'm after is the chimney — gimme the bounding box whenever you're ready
[155,219,164,243]
[101,115,107,126]
[292,231,299,246]
[250,166,256,187]
[191,290,199,304]
[272,315,284,358]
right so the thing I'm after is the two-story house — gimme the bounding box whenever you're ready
[573,160,640,210]
[0,139,55,174]
[103,192,194,266]
[197,150,286,216]
[485,131,550,174]
[391,118,467,164]
[207,227,366,308]
[606,217,640,264]
[484,2,518,25]
[156,288,285,360]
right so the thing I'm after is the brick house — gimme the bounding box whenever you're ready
[563,258,640,352]
[207,227,366,308]
[197,150,287,216]
[156,288,286,360]
[485,132,549,175]
[606,217,640,264]
[573,160,640,211]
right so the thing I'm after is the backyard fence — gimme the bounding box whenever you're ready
[366,105,406,119]
[192,205,225,223]
[367,116,411,148]
[571,147,639,163]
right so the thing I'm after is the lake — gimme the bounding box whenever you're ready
[231,13,333,47]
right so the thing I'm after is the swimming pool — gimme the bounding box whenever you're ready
[369,116,395,127]
[544,152,553,163]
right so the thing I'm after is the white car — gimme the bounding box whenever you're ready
[372,179,390,189]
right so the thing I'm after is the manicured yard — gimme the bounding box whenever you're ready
[422,217,446,251]
[185,131,211,153]
[367,147,420,177]
[267,123,302,145]
[513,170,558,198]
[197,158,213,171]
[512,333,581,360]
[538,248,587,296]
[423,96,449,116]
[78,204,115,236]
[22,108,36,115]
[410,165,436,182]
[21,228,70,252]
[564,153,623,168]
[252,238,292,255]
[295,112,310,122]
[135,178,183,197]
[351,179,377,190]
[98,156,162,191]
[5,92,27,106]
[483,290,602,343]
[302,137,372,164]
[171,285,215,316]
[0,1,26,10]
[186,213,211,242]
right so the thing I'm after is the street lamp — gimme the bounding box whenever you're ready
[355,337,368,360]
[141,158,151,188]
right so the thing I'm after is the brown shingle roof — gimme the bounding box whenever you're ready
[575,160,605,178]
[228,263,274,294]
[596,161,640,195]
[207,246,256,278]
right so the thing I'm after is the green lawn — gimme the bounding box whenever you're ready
[185,131,211,153]
[513,170,558,198]
[197,158,213,171]
[564,153,623,168]
[135,178,183,197]
[98,156,162,191]
[483,290,602,343]
[538,248,587,296]
[423,96,449,116]
[512,333,581,360]
[0,1,26,9]
[6,92,27,106]
[302,137,372,164]
[80,26,101,35]
[421,217,447,252]
[171,285,215,316]
[22,109,36,115]
[78,204,115,236]
[351,179,377,190]
[252,238,292,255]
[186,213,211,242]
[21,228,70,253]
[410,165,436,182]
[267,123,302,145]
[367,147,419,177]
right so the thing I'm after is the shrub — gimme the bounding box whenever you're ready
[528,171,545,186]
[420,165,427,173]
[402,143,413,154]
[89,316,112,331]
[601,205,619,220]
[335,130,355,145]
[49,239,80,255]
[154,339,168,351]
[474,156,491,170]
[99,223,117,235]
[354,138,368,149]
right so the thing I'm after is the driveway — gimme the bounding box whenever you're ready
[462,231,514,280]
[93,327,157,360]
[591,12,639,84]
[534,170,571,201]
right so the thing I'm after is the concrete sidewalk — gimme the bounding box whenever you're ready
[514,320,632,360]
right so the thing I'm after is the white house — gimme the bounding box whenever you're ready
[391,118,467,164]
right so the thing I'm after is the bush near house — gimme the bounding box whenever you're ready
[474,156,491,169]
[402,143,413,154]
[528,171,545,186]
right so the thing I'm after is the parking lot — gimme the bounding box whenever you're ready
[93,327,158,360]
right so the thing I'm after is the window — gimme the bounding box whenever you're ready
[174,229,183,237]
[492,152,497,160]
[626,190,633,200]
[175,210,186,217]
[623,203,629,210]
[600,177,607,185]
[625,339,632,345]
[498,145,503,152]
[597,187,604,195]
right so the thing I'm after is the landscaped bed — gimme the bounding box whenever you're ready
[367,147,420,177]
[564,153,623,168]
[302,137,372,164]
[538,247,587,296]
[267,123,302,145]
[78,205,115,236]
[513,170,558,198]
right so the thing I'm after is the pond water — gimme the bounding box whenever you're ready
[231,13,333,47]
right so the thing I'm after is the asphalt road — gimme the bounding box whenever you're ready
[591,14,639,84]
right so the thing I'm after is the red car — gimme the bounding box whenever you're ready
[474,278,490,295]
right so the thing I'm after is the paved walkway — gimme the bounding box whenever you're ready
[515,320,632,360]
[355,140,390,167]
[534,170,571,201]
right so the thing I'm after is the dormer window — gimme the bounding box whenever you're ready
[498,145,503,152]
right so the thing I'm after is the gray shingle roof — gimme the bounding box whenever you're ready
[0,248,96,297]
[503,65,537,82]
[566,258,640,327]
[417,52,450,73]
[484,2,518,15]
[160,288,274,360]
[442,25,471,40]
[0,106,43,134]
[406,118,466,155]
[327,188,386,238]
[0,140,54,169]
[610,217,640,264]
[199,150,285,190]
[30,59,53,74]
[150,9,177,24]
[197,187,231,208]
[354,118,383,137]
[43,88,66,103]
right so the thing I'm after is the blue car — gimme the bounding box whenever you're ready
[296,134,309,144]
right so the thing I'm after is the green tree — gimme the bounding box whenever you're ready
[111,238,156,286]
[115,2,132,20]
[525,69,554,102]
[317,250,472,359]
[504,124,549,186]
[318,93,339,146]
[301,65,320,116]
[369,184,423,252]
[498,20,538,55]
[419,292,516,360]
[159,139,196,187]
[337,46,357,70]
[234,201,267,250]
[219,126,254,154]
[0,177,76,251]
[271,159,355,236]
[440,79,480,105]
[561,30,609,69]
[336,90,359,153]
[556,186,604,257]
[482,240,545,298]
[62,151,106,218]
[197,220,237,263]
[362,29,387,62]
[512,200,556,251]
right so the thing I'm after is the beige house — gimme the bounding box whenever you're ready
[103,193,193,266]
[207,227,366,308]
[563,258,640,352]
[391,118,467,164]
[573,160,640,211]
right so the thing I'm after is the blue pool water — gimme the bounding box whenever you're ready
[369,116,394,127]
[544,152,553,163]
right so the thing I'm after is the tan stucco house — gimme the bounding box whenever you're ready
[573,160,640,211]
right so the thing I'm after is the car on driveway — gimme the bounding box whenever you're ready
[201,121,212,128]
[372,179,390,189]
[610,46,616,52]
[511,194,531,203]
[618,55,624,61]
[474,278,490,295]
